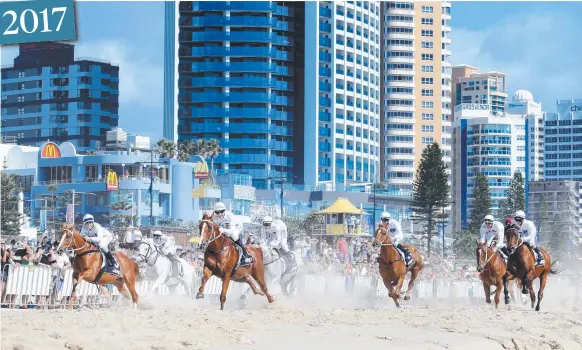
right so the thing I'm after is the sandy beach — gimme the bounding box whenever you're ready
[2,280,581,350]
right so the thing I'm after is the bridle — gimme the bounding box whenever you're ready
[137,241,160,266]
[375,227,395,247]
[199,219,223,248]
[477,244,495,271]
[59,228,90,253]
[505,226,523,254]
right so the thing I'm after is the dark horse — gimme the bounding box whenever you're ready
[58,224,140,308]
[503,219,558,311]
[372,224,424,307]
[197,213,274,310]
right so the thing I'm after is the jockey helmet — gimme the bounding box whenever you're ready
[83,214,95,223]
[262,216,273,226]
[484,215,494,223]
[381,212,391,221]
[514,210,526,221]
[153,230,163,237]
[214,202,226,213]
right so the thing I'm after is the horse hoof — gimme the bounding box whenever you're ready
[240,295,247,300]
[505,298,510,305]
[535,305,540,312]
[403,295,410,301]
[196,293,204,299]
[486,300,491,304]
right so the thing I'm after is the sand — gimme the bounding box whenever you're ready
[2,279,581,350]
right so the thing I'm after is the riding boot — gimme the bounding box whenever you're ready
[236,237,253,264]
[104,251,116,268]
[397,244,414,266]
[534,247,545,266]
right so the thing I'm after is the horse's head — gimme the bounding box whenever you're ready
[372,224,393,248]
[504,217,521,251]
[58,223,82,251]
[134,238,155,265]
[198,212,218,250]
[476,241,489,272]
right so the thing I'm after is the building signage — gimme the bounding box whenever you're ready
[41,142,61,158]
[454,103,490,112]
[571,105,582,112]
[194,160,209,179]
[106,170,119,191]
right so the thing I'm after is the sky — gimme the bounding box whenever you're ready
[2,1,582,143]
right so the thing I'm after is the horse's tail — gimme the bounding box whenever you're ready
[549,258,560,275]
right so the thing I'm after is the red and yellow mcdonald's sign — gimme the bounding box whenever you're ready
[106,171,119,191]
[194,160,209,179]
[41,142,61,158]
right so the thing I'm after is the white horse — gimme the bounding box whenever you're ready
[241,240,304,299]
[135,238,195,298]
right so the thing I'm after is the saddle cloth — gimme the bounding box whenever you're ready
[395,247,409,267]
[100,251,120,277]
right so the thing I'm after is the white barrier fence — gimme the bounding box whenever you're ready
[2,265,577,309]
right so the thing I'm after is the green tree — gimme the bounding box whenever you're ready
[548,213,568,259]
[536,194,550,245]
[411,143,450,256]
[468,172,492,233]
[204,139,222,173]
[1,173,23,236]
[155,138,178,158]
[282,217,304,239]
[301,211,324,236]
[453,230,475,259]
[497,171,526,220]
[107,198,136,232]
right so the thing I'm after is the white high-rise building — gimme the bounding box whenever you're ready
[380,1,452,192]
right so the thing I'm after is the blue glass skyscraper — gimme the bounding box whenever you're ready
[167,1,304,189]
[1,42,120,152]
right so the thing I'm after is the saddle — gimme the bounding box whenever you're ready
[394,247,410,267]
[168,255,183,279]
[269,248,297,273]
[76,248,120,284]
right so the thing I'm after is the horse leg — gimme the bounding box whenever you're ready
[382,278,399,308]
[494,279,503,309]
[242,275,265,297]
[68,273,80,309]
[196,266,212,299]
[149,275,167,298]
[219,273,231,311]
[113,278,132,307]
[252,267,275,304]
[503,274,511,305]
[483,282,492,304]
[526,276,536,309]
[403,268,419,301]
[535,272,547,312]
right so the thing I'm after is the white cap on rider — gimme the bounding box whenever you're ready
[381,212,391,220]
[514,210,526,220]
[83,214,94,223]
[214,202,226,212]
[263,215,273,224]
[484,215,494,222]
[153,230,163,236]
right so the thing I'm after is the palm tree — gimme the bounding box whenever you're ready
[156,138,177,158]
[205,139,222,173]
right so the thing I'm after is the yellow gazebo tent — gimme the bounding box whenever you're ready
[313,198,368,236]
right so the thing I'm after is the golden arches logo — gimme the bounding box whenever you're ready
[106,171,119,191]
[41,143,61,158]
[194,161,209,179]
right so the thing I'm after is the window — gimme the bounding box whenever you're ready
[421,53,434,61]
[421,18,433,25]
[421,5,433,13]
[421,30,434,37]
[422,125,434,132]
[422,137,434,144]
[421,101,434,108]
[421,89,433,96]
[421,77,434,84]
[421,65,433,73]
[421,41,434,49]
[422,113,434,120]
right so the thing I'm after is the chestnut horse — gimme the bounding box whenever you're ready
[372,225,423,307]
[476,242,506,308]
[197,213,274,310]
[503,219,558,311]
[58,224,140,308]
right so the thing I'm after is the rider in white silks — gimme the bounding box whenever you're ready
[513,210,544,266]
[380,212,414,266]
[211,202,253,265]
[479,215,508,257]
[152,230,176,258]
[262,215,295,268]
[80,214,117,268]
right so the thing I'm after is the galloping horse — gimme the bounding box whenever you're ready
[58,224,140,308]
[135,238,195,298]
[197,213,274,310]
[476,242,506,308]
[373,224,423,307]
[503,219,558,311]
